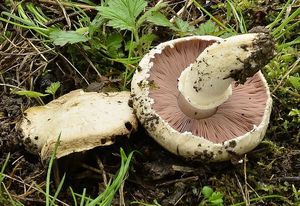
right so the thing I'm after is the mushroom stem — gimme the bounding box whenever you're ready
[178,33,275,114]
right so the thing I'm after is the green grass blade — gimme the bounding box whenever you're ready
[17,4,32,23]
[0,17,49,37]
[69,187,78,206]
[50,173,66,206]
[278,37,300,50]
[46,134,61,206]
[1,12,34,26]
[26,3,49,25]
[0,153,10,193]
[267,0,293,30]
[87,149,133,206]
[79,188,87,206]
[1,182,23,206]
[227,0,247,33]
[272,7,300,38]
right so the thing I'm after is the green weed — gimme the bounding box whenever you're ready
[199,186,224,206]
[11,81,61,105]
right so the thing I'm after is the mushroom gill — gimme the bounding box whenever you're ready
[148,39,268,143]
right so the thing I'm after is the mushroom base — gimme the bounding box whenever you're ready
[177,93,217,119]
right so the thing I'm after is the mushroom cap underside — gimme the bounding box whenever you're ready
[20,89,138,160]
[131,36,272,161]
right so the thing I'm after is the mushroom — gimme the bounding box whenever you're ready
[19,89,137,160]
[131,33,275,161]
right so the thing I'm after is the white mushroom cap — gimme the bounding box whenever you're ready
[131,36,273,161]
[19,89,137,160]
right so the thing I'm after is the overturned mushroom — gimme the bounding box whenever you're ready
[20,89,137,160]
[131,33,275,161]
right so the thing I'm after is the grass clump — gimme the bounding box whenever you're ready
[0,146,133,206]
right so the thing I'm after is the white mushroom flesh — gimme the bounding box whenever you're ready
[19,90,137,160]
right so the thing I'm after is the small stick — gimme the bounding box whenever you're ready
[235,173,248,206]
[59,53,90,85]
[170,0,193,23]
[77,45,102,78]
[44,10,88,26]
[97,156,108,186]
[272,57,300,94]
[27,39,48,62]
[2,174,68,206]
[157,176,198,186]
[55,0,71,28]
[119,181,125,206]
[36,0,97,10]
[243,155,250,205]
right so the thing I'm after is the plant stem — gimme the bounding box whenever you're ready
[192,0,236,34]
[230,194,292,206]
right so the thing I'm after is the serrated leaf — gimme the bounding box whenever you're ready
[201,186,214,198]
[107,33,124,57]
[139,33,157,44]
[173,18,194,35]
[289,109,300,117]
[209,192,224,206]
[98,0,147,31]
[210,198,223,206]
[49,30,89,46]
[137,2,168,27]
[194,19,220,35]
[210,191,223,200]
[146,11,174,28]
[13,90,48,98]
[45,82,60,96]
[288,76,300,89]
[89,12,106,36]
[107,33,123,49]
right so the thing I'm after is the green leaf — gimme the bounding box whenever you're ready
[288,76,300,89]
[209,192,224,205]
[45,82,61,96]
[210,191,223,199]
[89,12,105,36]
[13,90,48,98]
[139,33,157,45]
[137,2,168,27]
[146,12,174,28]
[107,33,124,57]
[173,18,194,36]
[194,20,220,35]
[201,186,214,199]
[209,198,223,206]
[98,0,147,31]
[289,109,300,123]
[49,30,89,46]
